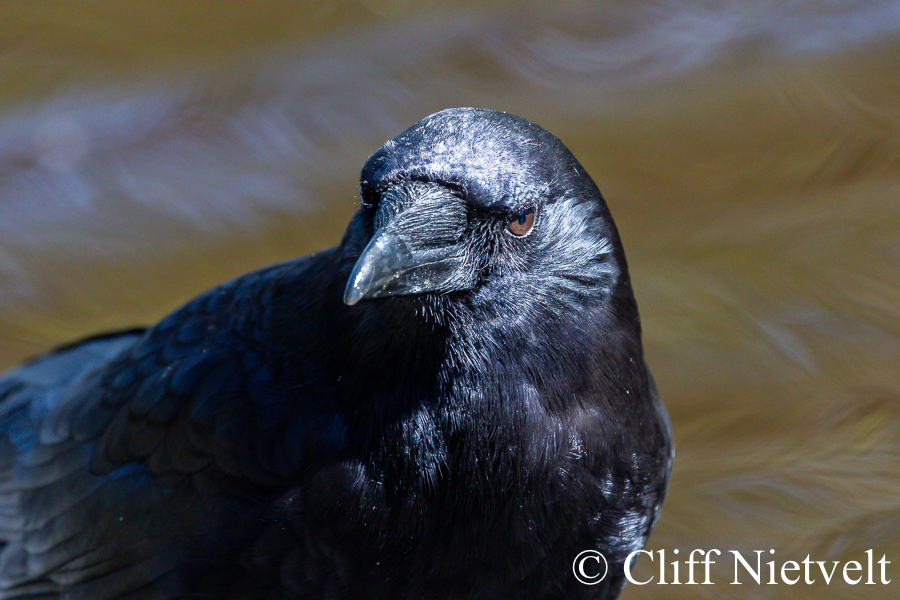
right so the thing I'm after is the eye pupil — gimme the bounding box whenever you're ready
[507,207,535,237]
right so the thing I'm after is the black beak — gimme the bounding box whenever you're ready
[343,186,473,306]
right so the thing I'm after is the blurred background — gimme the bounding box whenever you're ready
[1,1,898,598]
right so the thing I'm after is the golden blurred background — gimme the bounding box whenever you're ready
[1,1,899,598]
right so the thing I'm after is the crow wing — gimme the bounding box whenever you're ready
[0,259,323,600]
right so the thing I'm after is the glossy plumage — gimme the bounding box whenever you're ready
[0,108,672,599]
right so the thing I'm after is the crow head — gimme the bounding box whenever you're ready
[343,108,636,340]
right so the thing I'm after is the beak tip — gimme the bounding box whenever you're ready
[343,284,363,306]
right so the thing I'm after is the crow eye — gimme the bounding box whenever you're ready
[507,208,535,237]
[359,183,380,209]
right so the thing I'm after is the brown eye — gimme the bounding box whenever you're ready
[507,208,535,237]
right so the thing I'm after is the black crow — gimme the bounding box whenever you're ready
[0,108,673,600]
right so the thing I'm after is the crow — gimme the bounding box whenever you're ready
[0,108,673,600]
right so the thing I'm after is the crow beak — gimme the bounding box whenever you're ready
[343,226,468,306]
